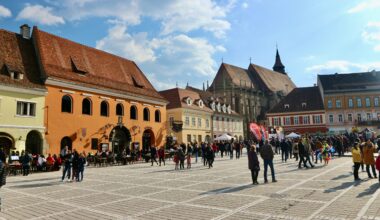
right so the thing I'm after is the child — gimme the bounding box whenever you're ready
[187,152,191,169]
[322,143,331,165]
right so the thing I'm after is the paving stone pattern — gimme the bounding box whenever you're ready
[0,154,379,220]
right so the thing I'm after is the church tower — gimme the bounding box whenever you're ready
[273,48,286,74]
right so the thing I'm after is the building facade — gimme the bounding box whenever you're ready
[208,50,296,139]
[186,86,244,141]
[30,26,168,155]
[267,87,328,135]
[0,26,47,155]
[318,72,380,134]
[160,88,213,144]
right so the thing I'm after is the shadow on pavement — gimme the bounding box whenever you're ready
[357,183,379,198]
[331,173,352,180]
[199,184,254,195]
[324,181,355,193]
[8,182,60,189]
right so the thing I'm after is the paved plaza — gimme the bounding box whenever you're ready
[1,154,380,220]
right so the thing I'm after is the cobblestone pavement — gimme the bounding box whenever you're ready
[1,154,380,220]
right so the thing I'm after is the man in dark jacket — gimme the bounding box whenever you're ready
[260,140,277,183]
[150,145,158,166]
[248,145,260,184]
[206,145,215,168]
[280,139,289,162]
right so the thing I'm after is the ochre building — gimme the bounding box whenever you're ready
[31,26,168,155]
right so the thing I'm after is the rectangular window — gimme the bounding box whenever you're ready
[185,116,189,126]
[348,114,352,122]
[285,117,291,125]
[357,113,362,122]
[375,97,379,107]
[338,114,343,122]
[198,135,202,143]
[314,115,321,124]
[294,117,299,125]
[187,134,191,143]
[327,100,332,109]
[198,118,202,127]
[367,113,372,121]
[274,117,279,126]
[329,115,334,123]
[348,98,353,108]
[169,116,174,126]
[357,98,362,107]
[365,97,371,107]
[206,119,210,128]
[191,117,196,127]
[336,100,342,108]
[303,116,310,124]
[16,101,36,116]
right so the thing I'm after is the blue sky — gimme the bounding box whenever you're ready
[1,0,380,90]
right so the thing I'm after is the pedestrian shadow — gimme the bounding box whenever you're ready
[356,183,379,198]
[331,173,352,180]
[199,184,254,195]
[8,182,59,189]
[324,181,356,193]
[7,177,58,183]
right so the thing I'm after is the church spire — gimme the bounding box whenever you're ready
[273,47,286,75]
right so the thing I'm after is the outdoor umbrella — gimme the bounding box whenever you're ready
[285,132,301,138]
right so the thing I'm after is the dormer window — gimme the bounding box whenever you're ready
[302,102,307,108]
[70,56,88,74]
[186,97,193,106]
[198,100,204,108]
[211,102,216,111]
[3,64,23,80]
[284,104,289,109]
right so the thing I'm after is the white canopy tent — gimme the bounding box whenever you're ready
[214,133,233,141]
[285,132,301,138]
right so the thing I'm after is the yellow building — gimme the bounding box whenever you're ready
[0,26,47,155]
[160,88,213,144]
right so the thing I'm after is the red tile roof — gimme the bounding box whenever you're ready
[159,88,213,113]
[32,27,165,102]
[0,29,45,90]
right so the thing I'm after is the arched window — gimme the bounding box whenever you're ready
[82,98,92,115]
[61,95,73,113]
[100,101,109,116]
[116,103,124,116]
[155,110,161,122]
[143,108,150,121]
[130,105,137,120]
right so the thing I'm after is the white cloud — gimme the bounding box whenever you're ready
[347,0,380,13]
[50,0,235,37]
[306,60,380,74]
[362,21,380,52]
[17,4,65,25]
[145,73,174,91]
[242,2,248,9]
[0,5,12,18]
[96,23,156,63]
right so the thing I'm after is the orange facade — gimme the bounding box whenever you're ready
[44,85,167,155]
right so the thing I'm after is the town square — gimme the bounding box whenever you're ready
[1,1,380,219]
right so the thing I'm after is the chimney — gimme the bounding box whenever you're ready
[20,24,31,39]
[203,82,205,91]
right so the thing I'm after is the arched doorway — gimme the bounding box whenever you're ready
[60,136,73,152]
[25,130,43,155]
[109,126,132,155]
[0,133,14,155]
[142,129,155,151]
[205,135,211,143]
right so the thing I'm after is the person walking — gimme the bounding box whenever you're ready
[280,139,289,162]
[292,140,299,161]
[77,153,86,182]
[71,150,79,181]
[363,140,377,179]
[235,142,241,159]
[158,147,165,166]
[303,138,315,168]
[150,145,158,166]
[178,148,185,170]
[21,151,32,176]
[206,145,215,168]
[248,145,260,185]
[352,142,362,181]
[260,140,277,183]
[61,150,72,182]
[298,139,308,168]
[376,150,380,183]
